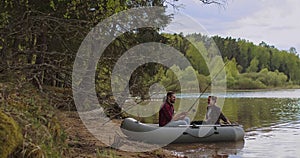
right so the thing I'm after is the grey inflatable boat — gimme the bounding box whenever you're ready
[121,118,245,144]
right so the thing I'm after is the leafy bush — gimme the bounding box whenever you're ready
[235,77,266,89]
[226,76,237,88]
[258,68,288,87]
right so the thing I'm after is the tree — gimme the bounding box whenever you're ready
[247,58,259,72]
[160,65,182,91]
[289,47,297,54]
[185,37,209,75]
[225,58,239,78]
[0,0,229,85]
[0,0,170,86]
[237,39,251,72]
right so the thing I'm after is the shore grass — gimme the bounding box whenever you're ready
[0,78,179,158]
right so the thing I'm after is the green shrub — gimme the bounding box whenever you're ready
[226,76,237,88]
[236,78,266,89]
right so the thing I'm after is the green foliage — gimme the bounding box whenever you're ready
[236,77,266,89]
[158,64,211,92]
[257,68,288,87]
[0,0,170,90]
[226,75,237,88]
[247,57,259,72]
[197,73,210,91]
[125,33,300,93]
[225,58,239,78]
[213,36,300,85]
[181,66,200,92]
[186,41,209,75]
[160,65,181,92]
[223,57,289,89]
[0,110,23,158]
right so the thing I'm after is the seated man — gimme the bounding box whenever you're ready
[159,91,190,127]
[205,96,231,124]
[190,96,231,125]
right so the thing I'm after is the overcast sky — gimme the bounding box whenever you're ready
[165,0,300,53]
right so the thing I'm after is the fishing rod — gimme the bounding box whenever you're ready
[103,57,232,125]
[186,58,231,113]
[101,79,178,125]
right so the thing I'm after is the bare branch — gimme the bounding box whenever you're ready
[199,0,227,5]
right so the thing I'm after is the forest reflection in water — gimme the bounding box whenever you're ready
[128,90,300,157]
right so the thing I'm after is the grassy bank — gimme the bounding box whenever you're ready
[0,80,69,157]
[0,76,179,158]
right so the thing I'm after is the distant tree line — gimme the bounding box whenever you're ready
[213,36,300,83]
[150,33,300,91]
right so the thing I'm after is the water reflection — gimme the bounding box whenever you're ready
[127,90,300,157]
[242,120,300,157]
[138,98,300,131]
[176,89,300,99]
[229,98,300,130]
[165,141,245,158]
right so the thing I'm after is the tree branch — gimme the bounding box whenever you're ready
[199,0,227,5]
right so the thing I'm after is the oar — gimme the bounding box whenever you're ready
[178,124,241,127]
[178,124,221,127]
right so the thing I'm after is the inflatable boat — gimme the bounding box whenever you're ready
[120,118,245,144]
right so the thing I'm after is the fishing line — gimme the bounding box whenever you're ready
[186,58,231,113]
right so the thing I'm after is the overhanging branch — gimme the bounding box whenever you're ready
[199,0,227,5]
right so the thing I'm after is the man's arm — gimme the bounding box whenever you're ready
[220,112,231,124]
[172,111,188,121]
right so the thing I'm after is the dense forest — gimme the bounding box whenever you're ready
[1,0,300,157]
[151,33,300,92]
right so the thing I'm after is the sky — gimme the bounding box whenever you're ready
[165,0,300,53]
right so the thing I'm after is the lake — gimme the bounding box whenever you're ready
[163,89,300,158]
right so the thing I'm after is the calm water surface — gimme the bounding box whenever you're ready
[161,89,300,158]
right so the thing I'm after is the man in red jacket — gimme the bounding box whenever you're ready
[159,91,190,127]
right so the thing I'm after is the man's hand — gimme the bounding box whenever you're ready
[223,120,231,124]
[173,111,188,121]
